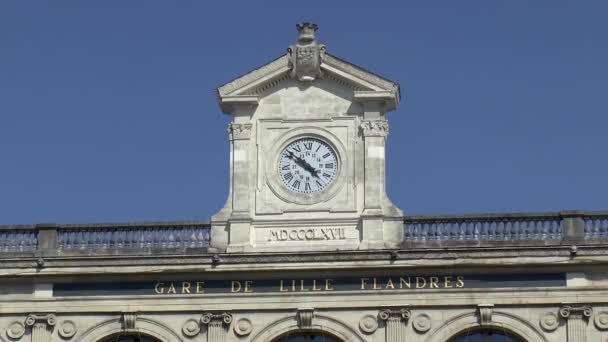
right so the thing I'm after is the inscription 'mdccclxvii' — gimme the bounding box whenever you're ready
[268,228,346,241]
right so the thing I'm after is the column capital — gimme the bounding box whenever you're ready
[378,308,411,322]
[201,312,233,326]
[227,123,252,140]
[560,304,593,320]
[360,119,389,137]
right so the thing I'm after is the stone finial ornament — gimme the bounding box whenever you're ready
[288,22,325,82]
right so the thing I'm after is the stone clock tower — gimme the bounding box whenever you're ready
[211,23,402,252]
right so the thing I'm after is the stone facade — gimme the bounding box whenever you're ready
[0,23,607,342]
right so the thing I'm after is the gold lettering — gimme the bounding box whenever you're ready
[312,279,321,291]
[385,278,395,289]
[456,276,465,288]
[279,280,288,292]
[444,276,453,288]
[196,281,205,293]
[167,282,177,294]
[416,277,427,289]
[231,281,242,293]
[429,277,439,289]
[244,280,253,293]
[372,278,381,290]
[400,277,411,289]
[154,282,165,294]
[181,282,191,294]
[300,279,309,291]
[325,279,334,291]
[361,278,369,290]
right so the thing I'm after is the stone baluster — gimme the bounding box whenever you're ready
[379,308,410,342]
[25,314,56,342]
[560,304,592,342]
[201,312,232,342]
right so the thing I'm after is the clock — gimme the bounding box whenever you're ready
[278,137,339,193]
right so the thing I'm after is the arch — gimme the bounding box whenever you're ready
[250,314,364,342]
[426,311,548,342]
[76,317,182,342]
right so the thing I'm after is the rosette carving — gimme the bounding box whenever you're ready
[233,318,253,337]
[412,313,432,333]
[58,320,77,339]
[539,312,559,332]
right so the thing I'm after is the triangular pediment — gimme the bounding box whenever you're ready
[216,52,400,113]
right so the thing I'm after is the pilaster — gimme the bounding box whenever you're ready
[201,312,233,342]
[560,304,592,342]
[379,308,411,342]
[25,314,56,342]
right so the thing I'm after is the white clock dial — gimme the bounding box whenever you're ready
[278,138,339,193]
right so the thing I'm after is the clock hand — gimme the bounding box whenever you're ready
[287,151,320,178]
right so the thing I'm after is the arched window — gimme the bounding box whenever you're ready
[100,335,160,342]
[449,329,525,342]
[274,332,341,342]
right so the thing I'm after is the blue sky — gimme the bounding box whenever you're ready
[1,1,607,224]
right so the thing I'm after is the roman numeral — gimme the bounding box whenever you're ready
[315,180,323,187]
[305,183,311,191]
[284,173,293,181]
[281,165,290,170]
[315,144,321,152]
[303,142,312,150]
[292,180,300,189]
[323,172,331,178]
[322,153,330,159]
[325,163,334,169]
[292,145,301,152]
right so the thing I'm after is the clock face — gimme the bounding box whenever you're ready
[278,137,339,193]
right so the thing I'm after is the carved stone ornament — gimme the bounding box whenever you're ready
[594,311,608,330]
[200,312,233,326]
[25,314,57,328]
[182,319,201,337]
[58,320,77,339]
[412,313,432,333]
[358,315,378,334]
[6,321,25,340]
[297,308,315,329]
[288,23,325,82]
[559,305,592,320]
[379,308,411,322]
[121,313,137,330]
[233,318,253,337]
[539,312,559,332]
[478,304,494,326]
[360,120,389,137]
[228,123,252,140]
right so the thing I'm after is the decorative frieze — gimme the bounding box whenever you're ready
[379,308,410,342]
[227,123,252,140]
[360,120,389,137]
[25,314,56,342]
[560,305,592,342]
